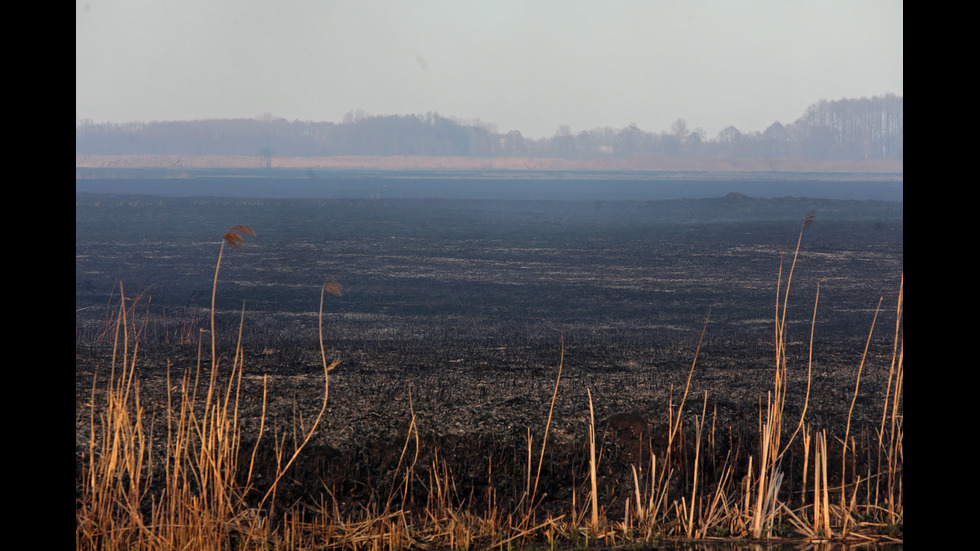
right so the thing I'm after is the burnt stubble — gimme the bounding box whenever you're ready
[76,192,903,524]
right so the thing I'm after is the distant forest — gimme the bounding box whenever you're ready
[76,94,902,161]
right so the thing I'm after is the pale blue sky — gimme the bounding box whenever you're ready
[76,1,902,139]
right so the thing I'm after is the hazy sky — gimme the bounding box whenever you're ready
[76,1,902,140]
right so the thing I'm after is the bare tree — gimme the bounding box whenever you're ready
[671,118,690,142]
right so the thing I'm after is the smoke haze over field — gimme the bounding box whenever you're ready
[76,1,902,140]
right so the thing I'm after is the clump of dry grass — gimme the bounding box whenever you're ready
[76,226,340,549]
[76,218,903,549]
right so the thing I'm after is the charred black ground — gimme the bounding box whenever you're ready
[76,190,903,532]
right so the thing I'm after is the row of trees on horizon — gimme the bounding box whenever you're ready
[76,94,902,161]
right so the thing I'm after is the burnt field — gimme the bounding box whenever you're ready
[75,192,902,344]
[76,190,903,545]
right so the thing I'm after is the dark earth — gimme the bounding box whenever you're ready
[76,189,903,526]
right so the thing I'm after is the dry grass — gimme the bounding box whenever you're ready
[75,219,903,549]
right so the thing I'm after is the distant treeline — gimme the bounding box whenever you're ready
[76,94,902,160]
